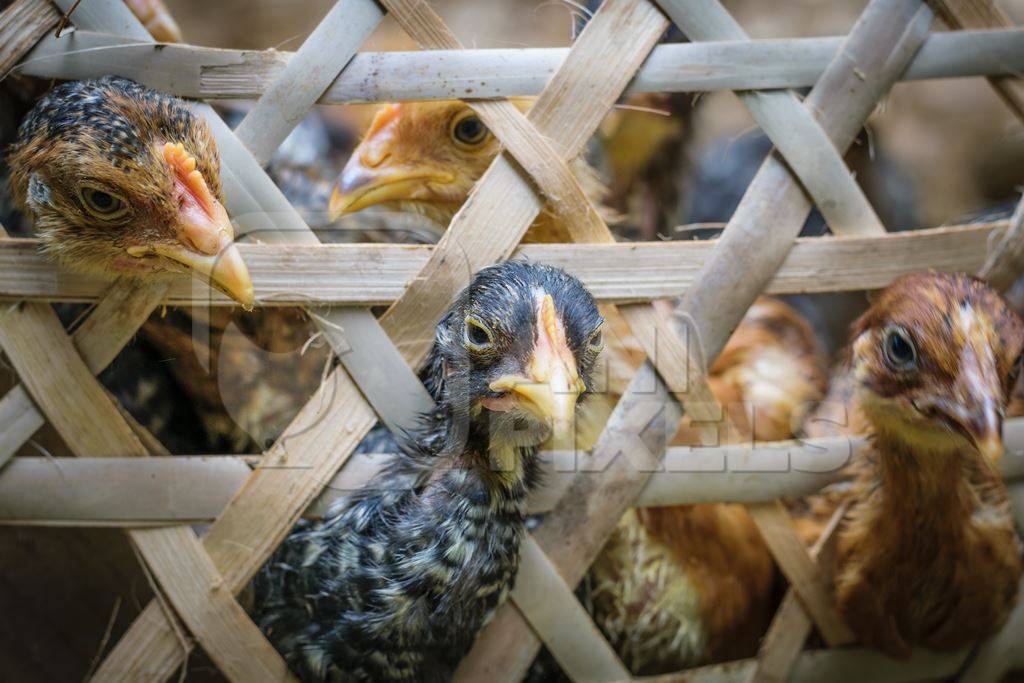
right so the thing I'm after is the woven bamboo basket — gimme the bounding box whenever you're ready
[1,0,1023,681]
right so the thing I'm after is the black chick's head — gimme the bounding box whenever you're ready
[851,271,1024,464]
[6,76,253,307]
[430,261,604,460]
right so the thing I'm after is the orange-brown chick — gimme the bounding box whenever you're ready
[801,271,1023,658]
[587,297,827,674]
[6,76,253,306]
[329,100,610,244]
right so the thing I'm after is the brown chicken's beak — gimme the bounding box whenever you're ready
[329,159,454,221]
[934,344,1005,463]
[487,294,585,448]
[130,142,254,308]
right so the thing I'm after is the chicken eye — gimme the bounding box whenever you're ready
[588,323,605,353]
[80,186,128,220]
[464,316,495,350]
[451,114,488,147]
[883,327,917,371]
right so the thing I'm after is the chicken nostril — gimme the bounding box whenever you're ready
[362,150,391,168]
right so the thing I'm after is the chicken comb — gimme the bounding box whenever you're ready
[541,294,563,346]
[366,103,403,138]
[163,141,215,214]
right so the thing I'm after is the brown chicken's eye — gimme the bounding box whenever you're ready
[451,114,489,147]
[883,326,917,371]
[80,186,128,220]
[464,316,495,350]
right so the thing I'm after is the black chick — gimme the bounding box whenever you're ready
[253,261,606,682]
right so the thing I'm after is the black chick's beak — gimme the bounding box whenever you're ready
[485,294,585,449]
[129,142,254,309]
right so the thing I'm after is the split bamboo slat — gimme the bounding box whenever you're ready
[2,438,1022,526]
[15,28,1024,103]
[0,0,1022,681]
[0,222,1008,306]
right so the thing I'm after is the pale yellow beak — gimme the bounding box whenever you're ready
[144,241,254,310]
[328,136,454,221]
[487,294,585,448]
[960,398,1005,464]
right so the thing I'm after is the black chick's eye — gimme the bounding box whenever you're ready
[588,324,605,353]
[452,114,488,147]
[464,316,494,351]
[883,326,917,371]
[80,186,127,219]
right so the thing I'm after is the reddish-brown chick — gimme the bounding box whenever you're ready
[804,271,1023,657]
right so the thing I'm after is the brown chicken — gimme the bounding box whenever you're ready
[329,100,612,245]
[800,271,1023,657]
[6,76,253,306]
[587,297,828,674]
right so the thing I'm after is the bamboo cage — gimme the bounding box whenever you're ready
[1,0,1024,681]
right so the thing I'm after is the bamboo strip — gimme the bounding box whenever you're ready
[5,439,1024,524]
[0,222,1001,306]
[632,646,970,683]
[746,501,855,646]
[658,0,885,235]
[745,506,847,683]
[0,0,58,76]
[455,2,936,679]
[16,28,1024,102]
[648,0,885,618]
[231,0,384,167]
[977,195,1024,291]
[679,0,933,364]
[128,526,296,682]
[510,536,632,682]
[930,0,1024,124]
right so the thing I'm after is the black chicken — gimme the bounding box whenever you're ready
[253,261,605,682]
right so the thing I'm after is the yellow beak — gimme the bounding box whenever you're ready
[488,294,585,448]
[328,148,455,221]
[144,241,254,310]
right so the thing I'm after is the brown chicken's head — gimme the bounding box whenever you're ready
[329,101,502,226]
[7,76,253,307]
[851,271,1024,463]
